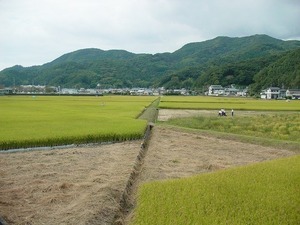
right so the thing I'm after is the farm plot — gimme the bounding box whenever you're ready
[0,141,141,225]
[0,96,156,150]
[163,111,300,143]
[138,126,297,183]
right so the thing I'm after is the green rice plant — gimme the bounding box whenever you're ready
[159,96,300,111]
[132,155,300,225]
[166,113,300,143]
[0,96,156,150]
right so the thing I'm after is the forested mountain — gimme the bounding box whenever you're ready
[250,48,300,92]
[0,34,299,93]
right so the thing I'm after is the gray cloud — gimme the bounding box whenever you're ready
[0,0,299,70]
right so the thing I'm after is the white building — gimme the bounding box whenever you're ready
[208,85,224,96]
[0,88,13,95]
[261,87,286,99]
[286,89,300,99]
[61,88,78,94]
[224,87,239,96]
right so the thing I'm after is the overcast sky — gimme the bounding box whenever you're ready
[0,0,299,70]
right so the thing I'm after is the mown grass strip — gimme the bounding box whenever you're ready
[132,155,300,225]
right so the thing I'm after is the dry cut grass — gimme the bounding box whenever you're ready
[0,141,141,225]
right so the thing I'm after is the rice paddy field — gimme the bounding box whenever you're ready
[0,95,157,150]
[132,155,300,225]
[159,96,300,111]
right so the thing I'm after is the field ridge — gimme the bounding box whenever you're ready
[113,124,154,225]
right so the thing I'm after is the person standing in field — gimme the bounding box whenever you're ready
[231,109,234,117]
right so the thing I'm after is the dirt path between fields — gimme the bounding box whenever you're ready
[0,110,298,225]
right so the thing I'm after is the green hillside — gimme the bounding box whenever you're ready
[0,34,299,92]
[250,48,300,92]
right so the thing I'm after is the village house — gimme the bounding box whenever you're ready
[266,87,281,99]
[0,88,13,95]
[208,85,247,96]
[61,88,78,94]
[224,86,240,96]
[173,88,188,95]
[260,89,267,99]
[208,85,224,96]
[260,87,286,99]
[236,88,248,97]
[286,89,300,99]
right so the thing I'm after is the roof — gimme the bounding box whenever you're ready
[287,89,300,94]
[267,87,280,90]
[209,85,223,89]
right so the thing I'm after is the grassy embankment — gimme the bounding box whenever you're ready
[138,97,160,123]
[0,95,157,150]
[132,155,300,225]
[132,96,300,224]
